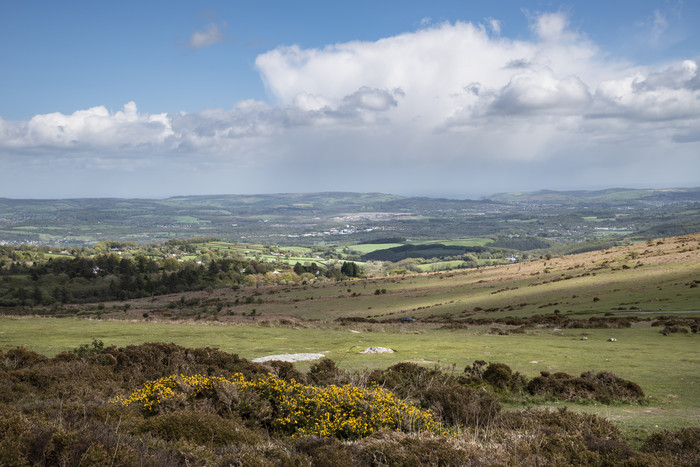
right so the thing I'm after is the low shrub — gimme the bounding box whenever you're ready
[102,342,268,381]
[651,317,700,329]
[307,357,342,386]
[72,339,105,358]
[113,372,440,440]
[660,325,689,335]
[2,347,49,369]
[368,362,439,397]
[642,427,700,465]
[370,362,502,428]
[0,410,31,466]
[264,359,306,383]
[464,360,526,393]
[499,407,621,440]
[0,405,143,466]
[453,313,639,329]
[293,436,354,467]
[421,381,500,428]
[526,370,644,403]
[493,408,666,466]
[354,432,478,466]
[482,363,512,389]
[133,410,263,446]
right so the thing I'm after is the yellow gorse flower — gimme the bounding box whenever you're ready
[111,373,440,440]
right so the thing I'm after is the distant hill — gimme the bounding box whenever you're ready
[483,187,700,205]
[1,189,699,247]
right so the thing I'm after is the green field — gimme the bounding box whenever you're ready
[283,246,314,254]
[347,243,405,254]
[416,260,467,271]
[260,255,331,266]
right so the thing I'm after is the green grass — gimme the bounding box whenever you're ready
[416,261,466,272]
[277,257,330,266]
[348,238,493,255]
[172,216,204,223]
[282,246,313,253]
[348,243,405,254]
[44,253,74,259]
[205,241,258,250]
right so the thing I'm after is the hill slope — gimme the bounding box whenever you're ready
[71,232,700,323]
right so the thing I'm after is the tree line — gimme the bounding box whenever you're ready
[0,250,363,306]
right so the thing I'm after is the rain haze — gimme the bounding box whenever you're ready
[1,0,699,199]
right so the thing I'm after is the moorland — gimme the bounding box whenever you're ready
[0,189,699,465]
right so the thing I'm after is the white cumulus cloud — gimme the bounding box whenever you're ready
[487,67,592,115]
[593,59,700,121]
[1,102,172,152]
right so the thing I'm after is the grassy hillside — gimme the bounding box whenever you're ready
[61,232,696,322]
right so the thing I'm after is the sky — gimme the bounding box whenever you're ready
[1,0,699,200]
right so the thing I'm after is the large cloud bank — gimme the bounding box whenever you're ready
[1,12,699,197]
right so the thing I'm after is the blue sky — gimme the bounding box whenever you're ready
[1,1,699,199]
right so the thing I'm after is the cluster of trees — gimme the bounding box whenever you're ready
[293,262,321,275]
[340,261,361,277]
[1,254,250,305]
[0,249,365,307]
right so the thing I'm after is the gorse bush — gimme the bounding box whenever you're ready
[112,372,440,440]
[72,339,105,357]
